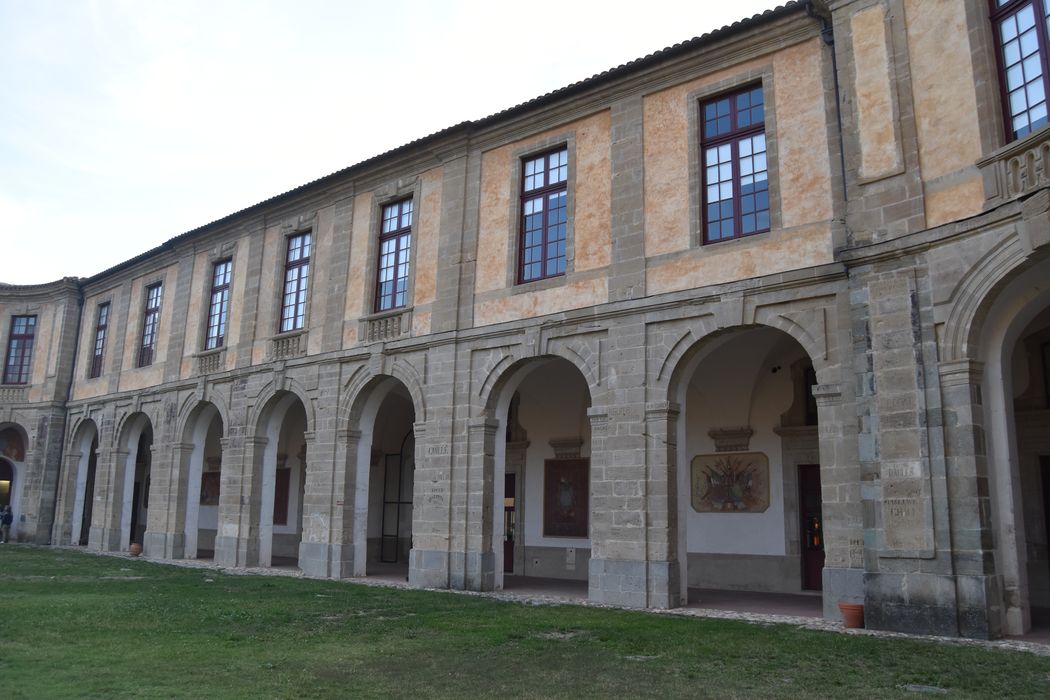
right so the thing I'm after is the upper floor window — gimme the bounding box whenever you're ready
[992,1,1050,140]
[700,85,768,243]
[89,302,110,379]
[519,147,568,283]
[137,283,162,368]
[205,260,232,349]
[375,199,412,312]
[3,315,36,385]
[280,232,311,333]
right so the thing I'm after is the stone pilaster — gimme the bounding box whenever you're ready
[454,416,498,591]
[91,447,126,552]
[215,435,265,568]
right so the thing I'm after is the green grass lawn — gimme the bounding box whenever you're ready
[1,546,1048,698]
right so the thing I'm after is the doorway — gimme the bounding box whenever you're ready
[798,464,824,591]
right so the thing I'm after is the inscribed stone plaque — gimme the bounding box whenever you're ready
[691,452,769,513]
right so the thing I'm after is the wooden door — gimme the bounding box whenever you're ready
[798,464,825,591]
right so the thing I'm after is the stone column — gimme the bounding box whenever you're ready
[456,416,498,591]
[813,383,865,618]
[53,450,83,546]
[215,435,265,567]
[939,359,1002,638]
[642,401,681,608]
[299,428,339,578]
[91,447,126,552]
[587,406,649,609]
[146,441,192,559]
[409,421,452,588]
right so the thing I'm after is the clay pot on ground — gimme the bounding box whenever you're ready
[838,602,864,628]
[128,543,142,556]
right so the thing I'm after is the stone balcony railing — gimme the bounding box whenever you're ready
[196,348,226,375]
[269,331,307,361]
[978,125,1050,207]
[363,308,411,343]
[0,386,28,403]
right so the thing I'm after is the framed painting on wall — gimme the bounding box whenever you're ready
[690,452,770,513]
[199,471,220,506]
[543,458,589,537]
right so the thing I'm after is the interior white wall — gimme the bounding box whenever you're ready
[682,332,800,556]
[118,414,150,552]
[258,393,302,566]
[516,361,591,550]
[367,390,414,540]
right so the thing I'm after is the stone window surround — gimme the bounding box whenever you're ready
[504,132,578,294]
[686,65,782,250]
[360,177,422,327]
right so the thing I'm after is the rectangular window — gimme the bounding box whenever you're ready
[280,232,311,332]
[992,1,1050,140]
[3,315,37,385]
[137,283,162,368]
[700,85,769,243]
[519,147,568,283]
[89,302,110,378]
[375,199,412,312]
[205,260,232,349]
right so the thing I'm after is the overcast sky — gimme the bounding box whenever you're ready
[1,0,778,285]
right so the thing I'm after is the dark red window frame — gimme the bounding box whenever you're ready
[3,315,36,385]
[375,199,412,312]
[280,232,311,333]
[991,0,1050,141]
[700,84,769,244]
[89,302,110,378]
[205,259,232,350]
[137,283,162,368]
[518,147,569,284]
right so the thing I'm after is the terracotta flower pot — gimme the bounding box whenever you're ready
[129,543,142,557]
[838,602,864,628]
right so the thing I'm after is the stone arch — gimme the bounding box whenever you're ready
[340,360,428,428]
[0,421,29,461]
[340,373,419,578]
[64,418,100,547]
[968,253,1050,635]
[659,323,846,612]
[0,422,28,542]
[477,348,599,420]
[113,411,154,553]
[940,233,1035,363]
[246,380,315,437]
[476,353,595,591]
[178,401,225,560]
[176,390,231,443]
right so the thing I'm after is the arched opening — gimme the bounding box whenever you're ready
[0,426,26,540]
[68,420,100,547]
[670,326,825,617]
[181,403,224,560]
[256,392,308,569]
[487,356,592,596]
[125,421,154,551]
[976,256,1050,635]
[358,380,416,580]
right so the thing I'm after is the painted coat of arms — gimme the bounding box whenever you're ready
[690,452,769,513]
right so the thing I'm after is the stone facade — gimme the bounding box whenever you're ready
[4,0,1050,639]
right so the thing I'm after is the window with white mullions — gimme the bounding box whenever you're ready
[700,85,768,244]
[205,260,232,350]
[519,147,568,283]
[375,199,412,312]
[280,232,311,332]
[992,0,1050,140]
[3,315,36,384]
